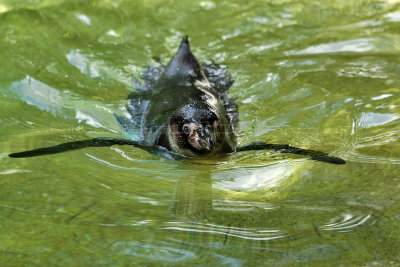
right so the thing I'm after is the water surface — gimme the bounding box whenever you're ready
[1,0,400,265]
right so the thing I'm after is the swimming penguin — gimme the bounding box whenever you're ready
[9,36,345,164]
[115,36,237,158]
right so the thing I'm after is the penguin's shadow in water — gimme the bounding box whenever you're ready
[9,36,345,165]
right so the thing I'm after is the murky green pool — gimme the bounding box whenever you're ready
[1,0,400,265]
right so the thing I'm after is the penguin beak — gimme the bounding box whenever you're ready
[196,127,215,151]
[184,122,216,152]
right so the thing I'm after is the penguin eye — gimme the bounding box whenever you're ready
[182,124,191,135]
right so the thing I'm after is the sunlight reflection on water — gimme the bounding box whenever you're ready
[213,161,298,191]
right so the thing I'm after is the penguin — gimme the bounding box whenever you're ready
[115,36,236,158]
[9,36,345,164]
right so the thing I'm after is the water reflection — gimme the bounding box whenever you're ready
[104,156,375,264]
[76,14,91,26]
[6,76,122,134]
[213,161,296,190]
[321,214,372,232]
[86,153,374,248]
[359,112,399,128]
[113,240,197,262]
[66,49,100,78]
[10,76,63,115]
[286,38,377,55]
[163,221,286,241]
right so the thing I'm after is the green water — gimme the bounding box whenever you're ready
[1,0,400,265]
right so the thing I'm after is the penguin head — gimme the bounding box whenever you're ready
[168,102,220,156]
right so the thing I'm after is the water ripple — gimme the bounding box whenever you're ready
[213,161,300,191]
[113,240,197,262]
[162,221,286,241]
[346,151,400,165]
[321,214,372,232]
[0,169,31,175]
[213,200,276,212]
[286,37,400,55]
[84,152,190,178]
[358,112,400,128]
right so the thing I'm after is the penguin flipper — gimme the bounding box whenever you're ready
[9,138,152,158]
[237,142,346,165]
